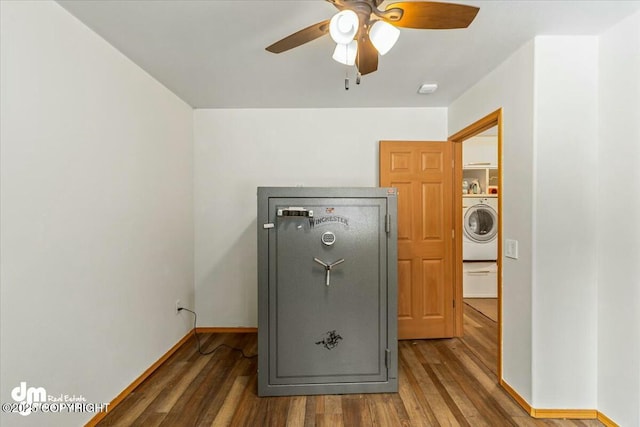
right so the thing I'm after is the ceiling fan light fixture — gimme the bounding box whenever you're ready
[369,21,400,55]
[329,10,359,45]
[332,40,358,66]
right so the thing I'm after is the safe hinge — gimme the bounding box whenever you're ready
[385,348,391,369]
[385,214,391,234]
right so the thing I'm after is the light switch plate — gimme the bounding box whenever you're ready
[505,239,519,259]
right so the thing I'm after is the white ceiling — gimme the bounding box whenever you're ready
[57,0,640,109]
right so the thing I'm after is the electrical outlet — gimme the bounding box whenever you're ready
[175,300,181,315]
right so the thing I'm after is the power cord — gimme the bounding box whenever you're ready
[178,307,257,358]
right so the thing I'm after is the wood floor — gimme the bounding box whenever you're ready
[96,305,602,426]
[463,298,498,323]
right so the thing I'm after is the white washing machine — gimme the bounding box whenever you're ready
[463,196,498,261]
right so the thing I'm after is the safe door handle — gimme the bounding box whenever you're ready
[329,259,345,268]
[313,258,345,286]
[313,257,328,268]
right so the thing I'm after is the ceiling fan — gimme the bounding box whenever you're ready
[266,1,480,77]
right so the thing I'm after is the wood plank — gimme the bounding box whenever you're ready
[264,396,292,426]
[400,345,460,425]
[226,375,266,426]
[87,331,193,426]
[429,362,484,424]
[211,375,250,426]
[397,355,440,426]
[303,396,317,427]
[155,356,210,413]
[441,340,523,417]
[418,350,470,426]
[464,298,498,322]
[286,396,307,427]
[157,356,230,425]
[341,395,374,427]
[96,358,188,426]
[196,336,257,424]
[389,387,412,427]
[324,395,342,415]
[432,341,518,426]
[315,413,344,427]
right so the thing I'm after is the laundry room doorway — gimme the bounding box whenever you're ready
[450,109,503,378]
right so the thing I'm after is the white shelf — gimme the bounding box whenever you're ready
[463,163,496,169]
[463,166,498,195]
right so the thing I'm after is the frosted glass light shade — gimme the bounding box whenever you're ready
[369,21,400,55]
[332,40,358,66]
[329,10,359,45]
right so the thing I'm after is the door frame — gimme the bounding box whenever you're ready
[449,108,503,378]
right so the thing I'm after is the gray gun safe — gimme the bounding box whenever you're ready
[257,187,398,396]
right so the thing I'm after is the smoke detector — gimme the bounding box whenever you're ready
[418,83,438,94]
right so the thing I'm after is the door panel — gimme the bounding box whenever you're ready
[393,182,413,240]
[397,260,413,319]
[421,151,443,172]
[391,152,413,172]
[422,259,444,317]
[380,141,454,339]
[422,183,443,240]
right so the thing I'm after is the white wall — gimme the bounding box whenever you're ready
[462,135,498,166]
[531,36,598,409]
[194,108,447,326]
[597,11,640,426]
[449,40,536,403]
[0,2,193,426]
[451,30,637,414]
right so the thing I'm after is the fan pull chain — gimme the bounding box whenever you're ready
[340,43,360,90]
[344,44,350,90]
[344,68,361,90]
[353,40,360,86]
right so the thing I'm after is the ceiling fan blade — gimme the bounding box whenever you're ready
[325,0,347,10]
[384,2,479,29]
[356,34,378,76]
[266,19,330,54]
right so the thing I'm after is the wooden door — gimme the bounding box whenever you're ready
[380,141,455,339]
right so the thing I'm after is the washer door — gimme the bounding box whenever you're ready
[463,204,497,243]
